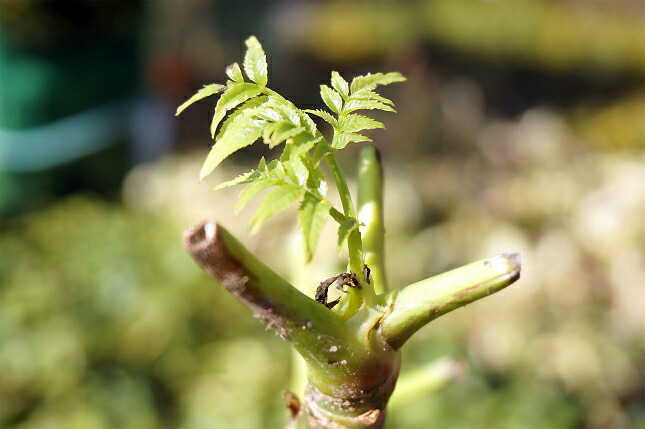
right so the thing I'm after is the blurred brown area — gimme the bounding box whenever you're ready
[1,1,643,428]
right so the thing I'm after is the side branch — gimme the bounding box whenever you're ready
[357,145,387,294]
[184,220,348,364]
[379,253,521,350]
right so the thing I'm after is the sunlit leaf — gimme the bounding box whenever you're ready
[249,184,304,234]
[339,115,384,133]
[235,176,282,212]
[176,84,225,116]
[213,157,267,192]
[320,85,344,115]
[350,72,406,93]
[304,109,339,129]
[243,36,268,87]
[332,132,372,150]
[226,63,245,83]
[342,99,395,115]
[217,96,268,139]
[349,90,395,106]
[265,121,305,148]
[331,71,349,100]
[200,115,265,181]
[210,83,263,137]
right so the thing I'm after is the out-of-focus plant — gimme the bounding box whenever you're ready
[176,36,521,428]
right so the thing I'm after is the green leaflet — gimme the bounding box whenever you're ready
[349,90,395,105]
[265,121,305,148]
[176,84,225,116]
[249,184,305,234]
[236,177,282,212]
[282,134,321,164]
[226,63,245,83]
[331,71,349,100]
[320,85,344,115]
[200,115,265,181]
[350,72,406,93]
[266,96,301,125]
[339,115,384,133]
[212,170,255,192]
[210,83,263,138]
[342,99,395,115]
[213,157,268,192]
[244,36,268,87]
[278,157,307,187]
[304,109,339,129]
[217,96,268,139]
[297,109,318,135]
[299,195,332,261]
[333,133,372,150]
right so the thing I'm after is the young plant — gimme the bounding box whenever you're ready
[178,36,521,428]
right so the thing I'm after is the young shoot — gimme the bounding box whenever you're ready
[179,36,521,429]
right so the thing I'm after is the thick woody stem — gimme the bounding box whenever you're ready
[303,354,400,429]
[183,220,348,366]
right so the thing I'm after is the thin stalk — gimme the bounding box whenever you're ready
[324,152,369,315]
[357,146,387,294]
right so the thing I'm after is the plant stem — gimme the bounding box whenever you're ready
[357,146,387,294]
[324,152,367,315]
[379,253,521,350]
[183,220,351,366]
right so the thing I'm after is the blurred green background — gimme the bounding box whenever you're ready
[1,1,643,428]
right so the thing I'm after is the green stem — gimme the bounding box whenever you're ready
[183,220,352,366]
[379,253,521,350]
[357,146,387,294]
[324,152,367,315]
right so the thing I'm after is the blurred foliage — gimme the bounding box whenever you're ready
[0,196,290,428]
[301,1,644,79]
[1,0,644,428]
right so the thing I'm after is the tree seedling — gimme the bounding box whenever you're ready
[178,36,521,428]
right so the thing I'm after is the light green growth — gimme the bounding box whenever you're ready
[179,36,521,429]
[176,36,405,267]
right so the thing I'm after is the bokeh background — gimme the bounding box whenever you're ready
[1,1,643,428]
